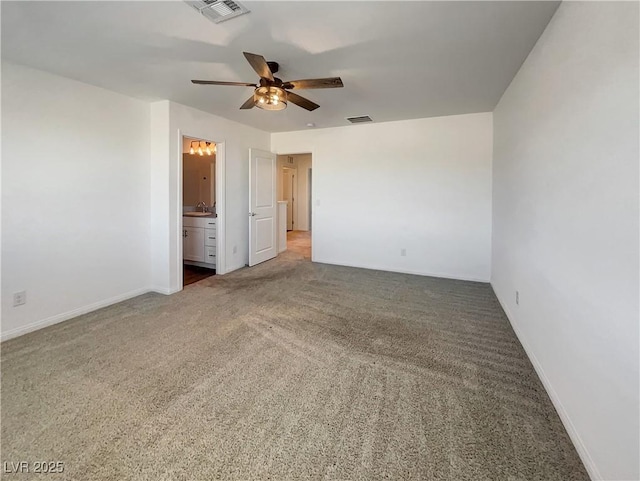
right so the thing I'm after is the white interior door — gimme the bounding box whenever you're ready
[249,148,277,266]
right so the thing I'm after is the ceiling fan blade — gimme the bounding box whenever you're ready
[243,52,274,81]
[286,91,320,111]
[240,96,255,110]
[283,77,343,90]
[192,80,257,87]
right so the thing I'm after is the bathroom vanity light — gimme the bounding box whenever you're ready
[189,141,216,156]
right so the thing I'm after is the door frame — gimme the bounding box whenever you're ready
[282,166,297,231]
[177,132,226,289]
[308,168,312,231]
[274,151,314,260]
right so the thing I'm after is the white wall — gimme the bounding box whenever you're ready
[149,101,270,293]
[492,3,639,480]
[150,101,171,294]
[1,62,151,340]
[272,113,493,281]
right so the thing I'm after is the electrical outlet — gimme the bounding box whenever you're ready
[13,291,26,307]
[401,248,407,257]
[233,245,237,254]
[516,291,519,305]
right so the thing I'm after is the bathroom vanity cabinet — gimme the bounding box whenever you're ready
[183,216,216,268]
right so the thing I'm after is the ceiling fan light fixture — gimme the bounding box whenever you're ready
[254,86,287,111]
[191,51,343,112]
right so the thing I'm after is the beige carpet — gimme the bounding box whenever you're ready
[1,251,588,480]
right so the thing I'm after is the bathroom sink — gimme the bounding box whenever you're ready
[183,212,212,217]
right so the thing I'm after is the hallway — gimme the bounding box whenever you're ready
[287,230,311,259]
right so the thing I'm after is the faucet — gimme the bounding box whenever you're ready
[196,201,208,213]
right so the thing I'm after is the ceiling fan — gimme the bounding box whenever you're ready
[191,52,344,112]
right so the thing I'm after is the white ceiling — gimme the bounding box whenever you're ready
[1,1,559,133]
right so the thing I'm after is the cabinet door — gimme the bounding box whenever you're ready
[183,227,205,262]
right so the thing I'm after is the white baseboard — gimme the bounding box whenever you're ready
[491,285,601,481]
[222,263,246,275]
[1,287,152,342]
[150,286,181,295]
[314,258,489,283]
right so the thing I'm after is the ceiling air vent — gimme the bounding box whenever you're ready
[346,115,373,124]
[185,0,250,24]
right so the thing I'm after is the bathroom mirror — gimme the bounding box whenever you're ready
[183,137,216,210]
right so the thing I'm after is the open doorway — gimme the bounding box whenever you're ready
[277,153,312,260]
[182,136,218,286]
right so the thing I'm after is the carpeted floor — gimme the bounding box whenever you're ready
[1,251,588,480]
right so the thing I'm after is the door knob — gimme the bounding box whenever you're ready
[249,212,256,217]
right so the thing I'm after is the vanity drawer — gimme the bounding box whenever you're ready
[205,228,217,246]
[183,216,216,228]
[205,246,216,263]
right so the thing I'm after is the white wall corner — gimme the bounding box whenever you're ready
[491,286,602,481]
